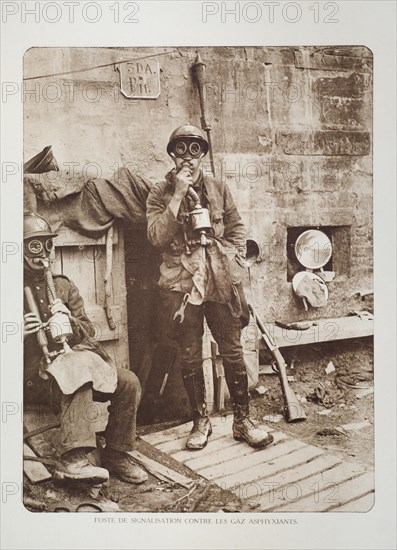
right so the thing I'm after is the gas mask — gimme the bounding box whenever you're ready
[167,126,213,252]
[170,142,212,250]
[169,139,206,160]
[23,217,72,365]
[24,237,54,272]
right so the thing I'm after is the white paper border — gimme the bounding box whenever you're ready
[1,1,396,549]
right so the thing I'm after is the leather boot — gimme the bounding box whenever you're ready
[226,369,274,449]
[102,448,148,484]
[233,417,274,448]
[186,417,212,450]
[54,448,109,484]
[182,368,212,450]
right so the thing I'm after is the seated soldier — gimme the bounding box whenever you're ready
[23,211,147,485]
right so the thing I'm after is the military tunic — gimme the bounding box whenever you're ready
[24,271,141,455]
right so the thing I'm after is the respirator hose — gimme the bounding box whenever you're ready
[44,264,57,304]
[186,186,201,207]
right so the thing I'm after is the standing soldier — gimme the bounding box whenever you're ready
[146,124,274,451]
[23,211,148,484]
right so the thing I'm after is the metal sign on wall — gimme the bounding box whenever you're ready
[115,58,160,99]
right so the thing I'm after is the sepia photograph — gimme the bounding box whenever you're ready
[22,45,374,513]
[1,2,396,549]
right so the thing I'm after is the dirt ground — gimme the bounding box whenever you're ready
[24,336,373,514]
[251,336,374,470]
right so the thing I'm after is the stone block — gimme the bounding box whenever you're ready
[294,47,373,72]
[276,131,371,156]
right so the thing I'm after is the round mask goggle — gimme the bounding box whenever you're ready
[171,140,205,159]
[24,238,54,257]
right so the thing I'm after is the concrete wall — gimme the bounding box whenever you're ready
[24,45,373,332]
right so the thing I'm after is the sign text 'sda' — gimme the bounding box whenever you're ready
[115,58,160,99]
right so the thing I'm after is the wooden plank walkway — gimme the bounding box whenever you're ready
[142,415,374,512]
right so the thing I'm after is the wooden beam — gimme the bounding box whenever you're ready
[128,450,194,489]
[258,316,374,349]
[54,225,119,247]
[23,444,52,483]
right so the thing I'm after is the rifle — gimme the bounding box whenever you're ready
[248,303,307,422]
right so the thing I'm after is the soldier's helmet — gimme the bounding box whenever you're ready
[167,124,209,157]
[24,212,58,240]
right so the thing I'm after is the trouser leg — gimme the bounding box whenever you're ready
[177,303,207,419]
[24,361,98,456]
[25,364,142,455]
[205,301,273,448]
[98,368,141,453]
[59,383,97,456]
[160,290,207,419]
[205,301,250,419]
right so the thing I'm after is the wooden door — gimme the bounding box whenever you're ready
[53,222,129,369]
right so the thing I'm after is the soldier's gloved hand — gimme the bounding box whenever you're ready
[23,312,42,337]
[50,298,71,316]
